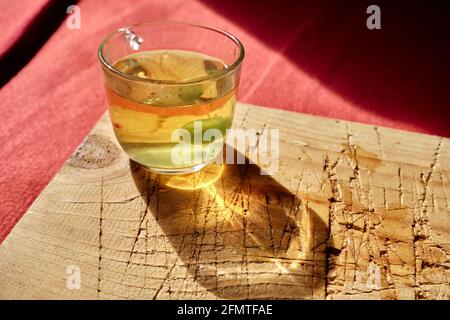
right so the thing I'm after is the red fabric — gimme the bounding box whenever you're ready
[0,0,50,57]
[0,0,449,242]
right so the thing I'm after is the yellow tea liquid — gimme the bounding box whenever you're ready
[105,50,236,172]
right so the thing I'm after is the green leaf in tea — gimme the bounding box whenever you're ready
[204,60,222,77]
[182,117,232,144]
[177,85,204,104]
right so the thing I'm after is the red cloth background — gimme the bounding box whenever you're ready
[0,0,449,242]
[0,0,50,57]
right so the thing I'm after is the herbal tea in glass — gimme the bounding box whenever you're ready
[99,22,244,174]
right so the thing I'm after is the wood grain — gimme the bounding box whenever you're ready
[0,103,449,299]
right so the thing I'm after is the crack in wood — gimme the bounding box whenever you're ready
[97,176,104,298]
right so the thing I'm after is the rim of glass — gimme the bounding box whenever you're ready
[98,20,245,85]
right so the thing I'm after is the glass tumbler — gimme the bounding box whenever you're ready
[98,21,244,174]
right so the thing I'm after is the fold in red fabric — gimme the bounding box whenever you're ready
[0,0,449,242]
[0,0,50,57]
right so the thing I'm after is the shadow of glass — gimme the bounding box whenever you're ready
[130,152,328,299]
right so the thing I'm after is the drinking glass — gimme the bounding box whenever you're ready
[98,21,244,174]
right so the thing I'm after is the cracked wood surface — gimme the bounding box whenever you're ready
[0,103,449,300]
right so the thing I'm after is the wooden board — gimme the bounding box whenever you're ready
[0,103,449,300]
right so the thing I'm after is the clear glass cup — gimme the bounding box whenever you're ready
[98,21,244,174]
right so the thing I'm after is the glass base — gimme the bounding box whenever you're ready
[139,161,210,175]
